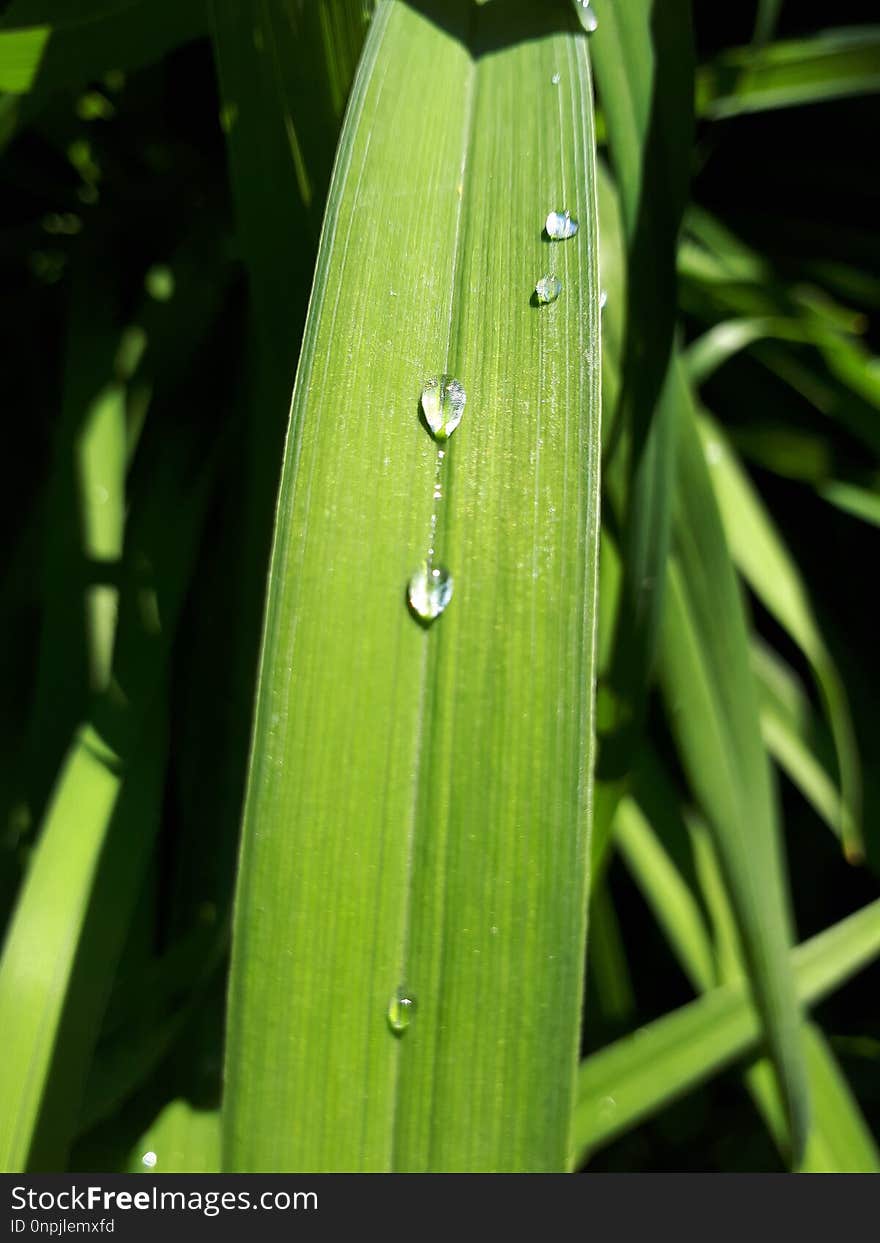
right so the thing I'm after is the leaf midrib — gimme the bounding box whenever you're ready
[390,8,479,1170]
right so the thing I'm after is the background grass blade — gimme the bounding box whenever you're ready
[589,0,692,815]
[746,1024,880,1173]
[659,359,810,1162]
[574,897,880,1162]
[697,413,862,860]
[129,1101,220,1175]
[0,0,206,95]
[752,0,783,48]
[697,27,880,119]
[223,0,601,1172]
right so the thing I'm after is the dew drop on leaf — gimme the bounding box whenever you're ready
[387,989,416,1035]
[535,275,562,305]
[421,375,466,441]
[577,1,598,33]
[545,210,578,240]
[407,563,453,623]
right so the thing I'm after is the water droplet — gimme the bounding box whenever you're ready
[535,275,562,305]
[141,1151,157,1168]
[407,563,453,623]
[545,210,578,240]
[578,1,598,33]
[599,288,608,309]
[597,1095,617,1121]
[387,989,415,1035]
[551,72,561,85]
[420,375,466,441]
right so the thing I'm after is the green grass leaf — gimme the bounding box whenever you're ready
[0,0,206,95]
[697,413,862,861]
[129,1101,220,1175]
[223,0,601,1172]
[589,0,693,808]
[574,896,880,1162]
[698,27,880,119]
[659,360,810,1163]
[747,1024,880,1173]
[753,641,858,852]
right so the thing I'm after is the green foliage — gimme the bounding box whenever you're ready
[0,0,877,1175]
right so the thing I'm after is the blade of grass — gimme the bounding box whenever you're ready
[746,1024,880,1172]
[819,479,880,528]
[754,640,857,849]
[697,27,880,119]
[0,289,238,1171]
[613,793,880,1171]
[615,797,715,992]
[0,0,206,96]
[689,808,879,1171]
[752,0,784,48]
[573,896,880,1161]
[589,0,693,817]
[224,0,601,1172]
[129,1101,220,1175]
[589,882,636,1033]
[697,412,862,861]
[659,359,809,1162]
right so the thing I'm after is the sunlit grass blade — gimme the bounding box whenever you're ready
[747,1024,880,1173]
[0,709,166,1172]
[0,282,236,1170]
[224,0,601,1172]
[660,360,809,1162]
[697,412,862,861]
[683,317,812,386]
[129,1101,220,1175]
[611,793,880,1170]
[689,807,879,1172]
[0,0,206,95]
[818,479,880,528]
[573,897,880,1162]
[589,0,692,813]
[754,641,858,850]
[698,27,880,119]
[615,797,715,992]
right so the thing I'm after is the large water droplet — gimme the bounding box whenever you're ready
[407,563,453,623]
[421,375,466,441]
[387,989,415,1035]
[545,210,578,240]
[577,1,598,32]
[535,275,562,305]
[141,1151,157,1169]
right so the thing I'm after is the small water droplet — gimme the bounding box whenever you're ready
[141,1151,157,1168]
[535,275,562,305]
[387,989,415,1035]
[551,72,561,85]
[597,1095,617,1121]
[407,563,453,623]
[599,288,608,309]
[545,210,578,240]
[421,375,466,441]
